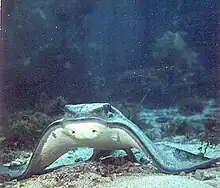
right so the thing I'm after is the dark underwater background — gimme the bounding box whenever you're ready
[0,1,220,186]
[4,0,218,106]
[2,0,219,145]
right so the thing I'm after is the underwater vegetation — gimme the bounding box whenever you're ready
[177,97,204,116]
[1,94,67,149]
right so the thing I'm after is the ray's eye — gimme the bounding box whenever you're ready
[72,130,75,134]
[92,129,96,133]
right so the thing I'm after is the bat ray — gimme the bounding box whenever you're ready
[2,103,220,181]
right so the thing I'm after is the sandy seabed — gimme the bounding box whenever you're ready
[1,160,220,188]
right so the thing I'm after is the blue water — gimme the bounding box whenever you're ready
[1,0,220,185]
[3,0,218,106]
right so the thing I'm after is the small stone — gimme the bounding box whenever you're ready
[3,163,10,167]
[194,170,216,181]
[179,171,186,176]
[9,160,22,168]
[23,153,31,158]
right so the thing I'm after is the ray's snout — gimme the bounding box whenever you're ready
[64,122,103,140]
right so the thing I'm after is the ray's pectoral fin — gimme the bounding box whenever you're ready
[15,125,77,180]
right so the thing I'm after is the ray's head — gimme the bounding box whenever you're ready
[62,120,106,140]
